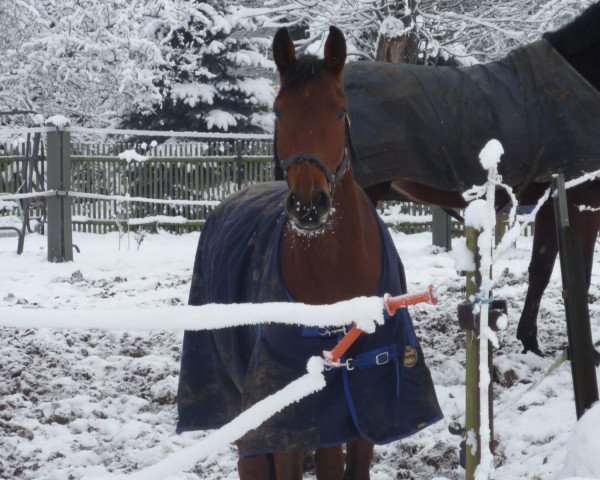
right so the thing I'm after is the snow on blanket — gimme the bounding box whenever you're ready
[0,230,599,479]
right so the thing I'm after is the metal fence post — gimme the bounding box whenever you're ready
[552,174,599,419]
[46,129,73,262]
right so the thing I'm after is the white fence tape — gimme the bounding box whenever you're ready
[66,190,221,207]
[0,297,384,333]
[1,125,272,140]
[0,189,220,207]
[105,358,327,480]
[0,190,57,201]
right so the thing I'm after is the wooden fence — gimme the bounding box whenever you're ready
[0,133,531,237]
[1,137,273,233]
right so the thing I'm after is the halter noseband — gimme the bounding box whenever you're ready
[276,115,354,197]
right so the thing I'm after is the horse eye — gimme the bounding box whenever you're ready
[337,108,346,120]
[275,109,282,120]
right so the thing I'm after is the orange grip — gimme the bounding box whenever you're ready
[329,325,363,363]
[384,284,437,315]
[324,285,438,365]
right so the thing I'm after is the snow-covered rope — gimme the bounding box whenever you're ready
[65,126,272,140]
[0,296,384,334]
[0,190,57,201]
[0,126,55,135]
[66,191,220,207]
[494,167,600,262]
[0,190,220,207]
[99,357,327,480]
[0,125,272,140]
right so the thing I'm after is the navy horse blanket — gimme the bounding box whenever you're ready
[177,182,442,455]
[346,39,600,192]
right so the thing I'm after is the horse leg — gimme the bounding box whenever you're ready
[237,453,275,480]
[342,438,374,480]
[567,202,600,366]
[314,445,344,480]
[273,450,304,480]
[517,202,557,356]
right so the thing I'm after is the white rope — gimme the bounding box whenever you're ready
[0,297,383,333]
[0,190,57,201]
[0,189,219,207]
[65,126,273,140]
[0,126,55,135]
[1,126,272,140]
[67,190,220,207]
[111,358,327,480]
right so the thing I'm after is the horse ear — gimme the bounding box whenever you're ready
[273,28,296,78]
[324,26,346,77]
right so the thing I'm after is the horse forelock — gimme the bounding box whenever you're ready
[543,3,600,56]
[280,55,325,91]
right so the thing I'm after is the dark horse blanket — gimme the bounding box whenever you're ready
[177,182,442,455]
[346,39,600,192]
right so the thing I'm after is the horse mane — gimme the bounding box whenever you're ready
[543,3,600,56]
[281,55,324,91]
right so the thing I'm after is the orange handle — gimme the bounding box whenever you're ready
[325,285,438,364]
[383,284,437,315]
[329,326,364,363]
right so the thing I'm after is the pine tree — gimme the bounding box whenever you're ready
[123,0,274,133]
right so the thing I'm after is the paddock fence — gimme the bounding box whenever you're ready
[0,126,531,247]
[1,130,274,234]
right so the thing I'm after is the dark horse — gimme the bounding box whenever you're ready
[342,4,600,359]
[177,27,442,479]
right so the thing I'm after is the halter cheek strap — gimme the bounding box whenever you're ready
[276,115,353,197]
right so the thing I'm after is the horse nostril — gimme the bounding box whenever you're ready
[315,191,331,212]
[285,193,297,214]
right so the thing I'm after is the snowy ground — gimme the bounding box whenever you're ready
[0,228,599,480]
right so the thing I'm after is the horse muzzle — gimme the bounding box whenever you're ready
[285,189,332,230]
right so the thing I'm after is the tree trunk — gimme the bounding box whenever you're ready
[375,0,420,64]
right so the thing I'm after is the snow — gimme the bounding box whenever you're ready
[452,238,476,272]
[117,150,149,163]
[45,115,71,128]
[205,110,237,131]
[171,84,217,108]
[378,16,412,40]
[478,139,504,171]
[1,229,599,479]
[558,402,600,479]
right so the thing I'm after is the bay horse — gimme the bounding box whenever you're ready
[340,4,600,360]
[177,27,442,479]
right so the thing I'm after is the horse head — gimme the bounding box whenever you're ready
[273,26,349,231]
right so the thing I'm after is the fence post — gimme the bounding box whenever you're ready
[46,129,73,262]
[432,207,452,250]
[464,226,480,479]
[235,140,244,190]
[461,226,496,479]
[551,174,599,419]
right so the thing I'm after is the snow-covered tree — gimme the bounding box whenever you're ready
[234,0,596,65]
[0,0,275,132]
[124,1,274,133]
